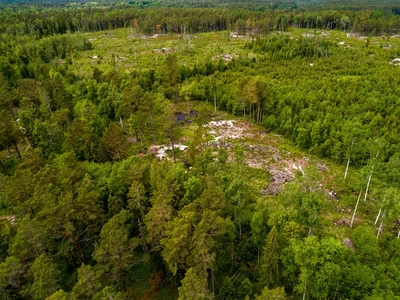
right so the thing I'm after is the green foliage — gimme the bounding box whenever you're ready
[22,254,61,300]
[256,286,286,300]
[101,122,129,162]
[259,226,281,289]
[71,264,103,299]
[178,267,213,300]
[351,226,381,265]
[2,2,400,299]
[93,209,141,292]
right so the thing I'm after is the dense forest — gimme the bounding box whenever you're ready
[1,0,400,299]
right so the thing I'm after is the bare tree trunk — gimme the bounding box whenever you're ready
[344,156,350,180]
[364,174,372,202]
[302,278,307,300]
[344,138,355,180]
[376,209,386,239]
[0,160,5,172]
[364,152,379,202]
[350,188,362,228]
[249,103,252,122]
[5,101,31,147]
[333,282,339,300]
[69,232,85,263]
[14,143,22,160]
[374,208,382,225]
[375,195,386,225]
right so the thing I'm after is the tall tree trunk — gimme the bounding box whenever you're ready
[364,174,372,202]
[214,90,216,112]
[249,103,252,122]
[333,282,339,300]
[302,278,307,300]
[374,208,382,225]
[14,143,22,160]
[344,156,350,180]
[170,129,176,163]
[69,253,78,268]
[0,160,5,172]
[5,102,31,147]
[344,138,355,180]
[376,209,386,239]
[350,188,362,228]
[69,232,85,263]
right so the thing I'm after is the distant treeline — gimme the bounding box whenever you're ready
[2,0,400,11]
[1,6,400,38]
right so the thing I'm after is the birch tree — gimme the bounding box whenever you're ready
[342,121,365,180]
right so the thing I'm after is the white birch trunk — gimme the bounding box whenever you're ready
[214,90,216,112]
[374,208,382,226]
[302,278,307,300]
[344,156,350,180]
[364,174,372,202]
[376,209,386,239]
[344,138,355,180]
[350,188,362,228]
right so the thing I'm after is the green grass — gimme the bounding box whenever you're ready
[73,27,400,78]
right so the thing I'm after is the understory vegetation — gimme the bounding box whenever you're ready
[1,0,400,299]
